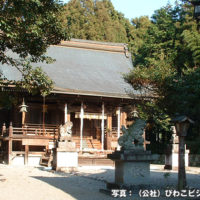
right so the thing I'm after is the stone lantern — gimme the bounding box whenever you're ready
[19,98,28,125]
[191,0,200,20]
[192,0,200,31]
[171,115,194,190]
[172,116,193,137]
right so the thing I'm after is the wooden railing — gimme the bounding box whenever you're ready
[1,122,59,137]
[105,127,123,150]
[106,127,123,137]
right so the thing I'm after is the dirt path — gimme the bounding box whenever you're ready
[0,165,112,200]
[0,164,200,200]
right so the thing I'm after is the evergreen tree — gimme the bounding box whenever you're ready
[64,0,133,43]
[130,16,151,60]
[124,1,200,153]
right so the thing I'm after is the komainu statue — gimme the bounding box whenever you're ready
[118,119,146,150]
[59,121,73,142]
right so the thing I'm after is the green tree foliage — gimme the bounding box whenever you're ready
[64,0,134,43]
[124,1,200,152]
[0,0,67,96]
[129,16,151,60]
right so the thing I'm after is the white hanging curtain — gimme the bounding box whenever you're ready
[75,112,107,120]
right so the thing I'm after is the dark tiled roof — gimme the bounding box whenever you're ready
[0,39,136,98]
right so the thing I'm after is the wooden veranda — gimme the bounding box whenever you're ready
[0,121,123,165]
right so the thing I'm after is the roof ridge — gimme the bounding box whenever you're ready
[70,38,127,46]
[59,38,129,54]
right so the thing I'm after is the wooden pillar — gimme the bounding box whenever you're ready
[107,114,112,131]
[42,96,46,135]
[101,102,105,151]
[64,103,68,123]
[2,123,6,136]
[8,122,13,165]
[121,112,127,128]
[106,114,112,150]
[80,102,84,151]
[22,112,26,125]
[24,145,29,165]
[117,107,121,151]
[143,131,150,150]
[67,113,71,122]
[120,112,123,128]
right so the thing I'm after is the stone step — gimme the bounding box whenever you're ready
[73,138,102,150]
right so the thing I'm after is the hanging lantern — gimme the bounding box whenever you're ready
[132,105,139,118]
[19,98,28,112]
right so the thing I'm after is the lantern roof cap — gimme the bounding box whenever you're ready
[19,99,28,108]
[171,115,194,124]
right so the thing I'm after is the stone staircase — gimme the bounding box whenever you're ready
[73,137,102,150]
[82,140,89,149]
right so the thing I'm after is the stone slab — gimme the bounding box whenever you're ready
[11,155,41,166]
[115,161,151,185]
[108,151,159,186]
[165,151,189,168]
[57,141,76,151]
[108,151,158,162]
[54,151,78,169]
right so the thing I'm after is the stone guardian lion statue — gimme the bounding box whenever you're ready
[59,121,73,142]
[118,119,146,150]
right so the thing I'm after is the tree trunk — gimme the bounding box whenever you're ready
[178,136,186,190]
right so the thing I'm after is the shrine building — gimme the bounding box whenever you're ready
[0,39,141,165]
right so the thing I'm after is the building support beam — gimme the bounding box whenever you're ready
[22,111,26,126]
[101,102,105,151]
[8,122,13,165]
[107,114,112,131]
[117,107,121,151]
[80,102,84,151]
[24,145,29,165]
[121,112,127,128]
[67,113,71,122]
[106,114,112,150]
[64,103,68,123]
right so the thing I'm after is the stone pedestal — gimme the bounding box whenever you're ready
[165,133,190,170]
[165,149,190,170]
[53,140,78,171]
[108,150,158,185]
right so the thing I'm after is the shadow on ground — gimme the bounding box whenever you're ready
[31,167,200,200]
[32,168,115,200]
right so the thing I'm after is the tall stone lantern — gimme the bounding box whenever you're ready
[171,116,194,190]
[192,0,200,30]
[191,0,200,20]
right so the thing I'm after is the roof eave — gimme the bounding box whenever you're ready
[51,88,132,99]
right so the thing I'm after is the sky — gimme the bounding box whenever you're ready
[62,0,177,20]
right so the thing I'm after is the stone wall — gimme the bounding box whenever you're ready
[189,154,200,167]
[151,154,165,165]
[151,154,200,167]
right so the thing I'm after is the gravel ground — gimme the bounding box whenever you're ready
[0,164,199,200]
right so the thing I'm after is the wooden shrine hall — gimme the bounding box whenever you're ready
[0,39,139,165]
